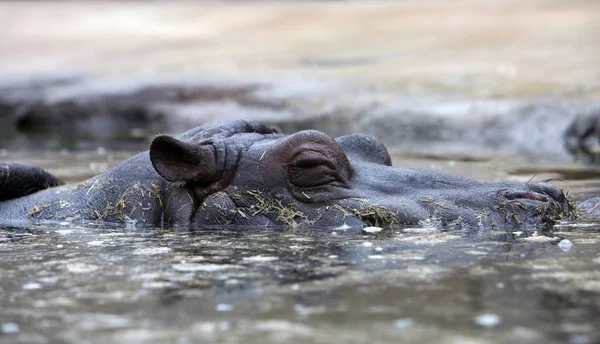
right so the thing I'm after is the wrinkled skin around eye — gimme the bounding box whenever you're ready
[287,151,339,188]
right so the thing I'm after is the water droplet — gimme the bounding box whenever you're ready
[22,283,42,290]
[362,226,383,234]
[334,223,351,230]
[216,304,234,312]
[558,239,573,252]
[368,255,384,259]
[1,322,20,334]
[242,255,278,263]
[225,279,239,286]
[125,219,138,229]
[394,318,413,329]
[474,313,502,327]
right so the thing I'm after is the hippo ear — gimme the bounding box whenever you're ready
[149,135,216,184]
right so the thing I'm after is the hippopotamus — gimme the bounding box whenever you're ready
[0,120,573,230]
[0,163,63,202]
[564,105,600,164]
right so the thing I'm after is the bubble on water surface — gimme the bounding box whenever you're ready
[133,247,171,255]
[394,318,414,329]
[143,281,176,289]
[191,322,218,334]
[522,235,558,242]
[334,223,351,230]
[1,322,20,334]
[558,239,573,252]
[474,313,502,328]
[22,282,42,290]
[172,263,238,272]
[125,219,138,228]
[242,255,279,263]
[362,226,383,234]
[216,304,234,312]
[66,263,100,273]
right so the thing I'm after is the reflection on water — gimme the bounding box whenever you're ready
[1,223,599,344]
[1,146,600,344]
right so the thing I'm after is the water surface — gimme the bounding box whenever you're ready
[1,147,599,344]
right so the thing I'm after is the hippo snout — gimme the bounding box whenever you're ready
[527,182,568,204]
[502,182,573,222]
[505,182,568,207]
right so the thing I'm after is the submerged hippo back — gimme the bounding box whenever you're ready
[0,163,64,201]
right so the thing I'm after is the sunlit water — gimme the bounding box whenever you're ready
[1,145,600,344]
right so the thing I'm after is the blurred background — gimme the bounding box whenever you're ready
[1,0,599,180]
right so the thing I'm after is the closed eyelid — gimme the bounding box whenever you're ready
[289,151,335,169]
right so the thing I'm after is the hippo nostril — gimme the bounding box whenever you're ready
[506,191,549,203]
[527,182,567,204]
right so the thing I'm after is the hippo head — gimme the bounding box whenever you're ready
[149,120,573,229]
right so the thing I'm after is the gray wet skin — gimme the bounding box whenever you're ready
[0,120,573,229]
[564,105,600,164]
[0,163,64,201]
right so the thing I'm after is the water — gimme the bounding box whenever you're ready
[1,146,599,344]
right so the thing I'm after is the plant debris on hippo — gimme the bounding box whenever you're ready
[0,120,574,230]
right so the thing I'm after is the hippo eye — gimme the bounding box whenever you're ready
[292,152,335,170]
[287,151,338,188]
